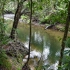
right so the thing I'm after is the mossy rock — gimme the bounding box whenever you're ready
[3,40,28,58]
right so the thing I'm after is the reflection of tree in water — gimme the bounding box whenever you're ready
[31,28,61,64]
[17,25,29,41]
[47,35,61,63]
[31,30,50,51]
[31,31,43,51]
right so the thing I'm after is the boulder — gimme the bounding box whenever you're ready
[3,40,28,58]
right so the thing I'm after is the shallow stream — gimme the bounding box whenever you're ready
[4,14,62,70]
[17,23,61,70]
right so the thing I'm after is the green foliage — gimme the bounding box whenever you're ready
[0,20,7,33]
[0,21,10,46]
[21,15,28,19]
[4,1,16,12]
[21,15,30,23]
[60,37,70,70]
[40,8,67,24]
[17,67,21,70]
[0,49,12,70]
[0,35,10,46]
[32,0,68,25]
[50,10,66,24]
[62,50,70,70]
[0,21,4,31]
[65,37,70,47]
[40,15,50,24]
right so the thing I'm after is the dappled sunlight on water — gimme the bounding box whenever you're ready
[47,61,59,70]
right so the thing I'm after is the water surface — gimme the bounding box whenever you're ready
[17,24,61,70]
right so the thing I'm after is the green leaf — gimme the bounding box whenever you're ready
[65,37,70,47]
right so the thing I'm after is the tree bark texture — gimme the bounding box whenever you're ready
[10,0,26,39]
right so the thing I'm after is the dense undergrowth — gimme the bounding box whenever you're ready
[0,49,12,70]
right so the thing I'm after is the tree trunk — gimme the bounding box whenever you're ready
[58,1,70,68]
[22,0,32,70]
[27,0,32,64]
[10,0,26,39]
[0,1,5,45]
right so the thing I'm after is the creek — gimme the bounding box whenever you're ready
[4,14,61,70]
[17,23,61,70]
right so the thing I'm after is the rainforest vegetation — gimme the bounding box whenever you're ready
[0,0,70,70]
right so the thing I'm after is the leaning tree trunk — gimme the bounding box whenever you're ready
[10,0,25,39]
[58,1,70,68]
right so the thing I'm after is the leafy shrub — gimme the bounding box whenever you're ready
[0,21,10,46]
[50,9,67,24]
[65,37,70,47]
[62,49,70,70]
[60,38,70,70]
[40,15,50,24]
[40,8,67,24]
[0,49,12,70]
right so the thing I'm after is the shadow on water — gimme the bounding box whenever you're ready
[17,23,61,70]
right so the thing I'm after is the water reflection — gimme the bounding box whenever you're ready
[47,61,58,70]
[17,24,61,70]
[43,47,50,60]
